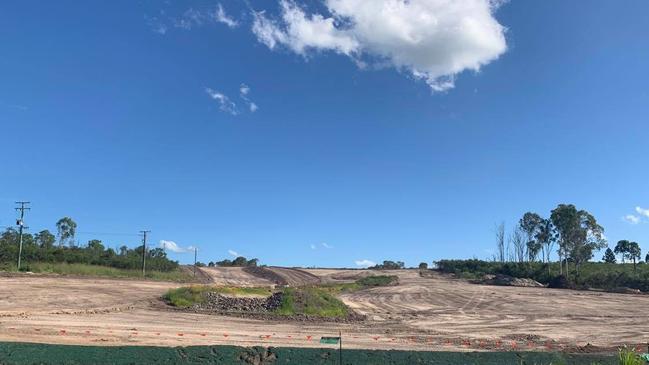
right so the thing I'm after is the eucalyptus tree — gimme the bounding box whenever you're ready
[56,217,77,247]
[550,204,606,279]
[519,212,545,262]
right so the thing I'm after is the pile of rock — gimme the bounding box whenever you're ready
[480,274,544,288]
[193,292,283,313]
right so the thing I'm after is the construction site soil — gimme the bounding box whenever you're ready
[0,268,647,353]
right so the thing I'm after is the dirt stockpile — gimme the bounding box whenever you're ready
[478,274,544,287]
[193,292,283,313]
[242,267,321,286]
[242,267,288,285]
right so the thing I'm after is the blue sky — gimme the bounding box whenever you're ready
[1,1,648,267]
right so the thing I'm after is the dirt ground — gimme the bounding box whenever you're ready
[0,269,648,351]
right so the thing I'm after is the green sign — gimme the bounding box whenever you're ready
[320,337,341,344]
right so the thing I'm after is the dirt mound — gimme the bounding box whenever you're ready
[479,274,544,288]
[180,265,213,284]
[192,292,283,313]
[242,267,321,286]
[268,267,321,286]
[243,267,288,286]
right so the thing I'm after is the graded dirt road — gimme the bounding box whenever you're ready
[0,270,648,351]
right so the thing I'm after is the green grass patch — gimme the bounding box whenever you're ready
[8,262,193,282]
[322,275,399,295]
[164,286,274,308]
[276,287,348,317]
[355,275,398,287]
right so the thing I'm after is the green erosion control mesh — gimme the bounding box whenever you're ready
[0,342,616,365]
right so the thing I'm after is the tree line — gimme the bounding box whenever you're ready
[207,256,259,267]
[493,203,646,278]
[0,217,178,272]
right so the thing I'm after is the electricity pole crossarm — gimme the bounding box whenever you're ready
[15,201,31,271]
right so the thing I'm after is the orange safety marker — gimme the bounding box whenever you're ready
[306,335,312,341]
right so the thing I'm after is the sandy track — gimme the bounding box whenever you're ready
[1,271,648,351]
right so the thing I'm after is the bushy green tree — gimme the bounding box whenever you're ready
[550,204,606,278]
[614,240,629,263]
[34,230,55,249]
[628,242,642,272]
[602,248,616,264]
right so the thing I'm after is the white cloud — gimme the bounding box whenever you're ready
[205,87,239,115]
[251,0,507,91]
[159,240,189,253]
[174,8,205,30]
[355,259,376,268]
[239,83,259,112]
[145,15,168,35]
[635,206,649,218]
[215,4,239,28]
[623,215,641,225]
[228,249,239,257]
[321,242,333,249]
[149,5,238,34]
[310,243,317,250]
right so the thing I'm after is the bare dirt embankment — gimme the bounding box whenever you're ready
[241,266,321,286]
[1,270,648,351]
[199,267,274,287]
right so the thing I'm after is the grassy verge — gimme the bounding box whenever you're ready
[3,262,194,282]
[164,286,274,308]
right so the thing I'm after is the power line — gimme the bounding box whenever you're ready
[76,231,140,237]
[15,201,31,271]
